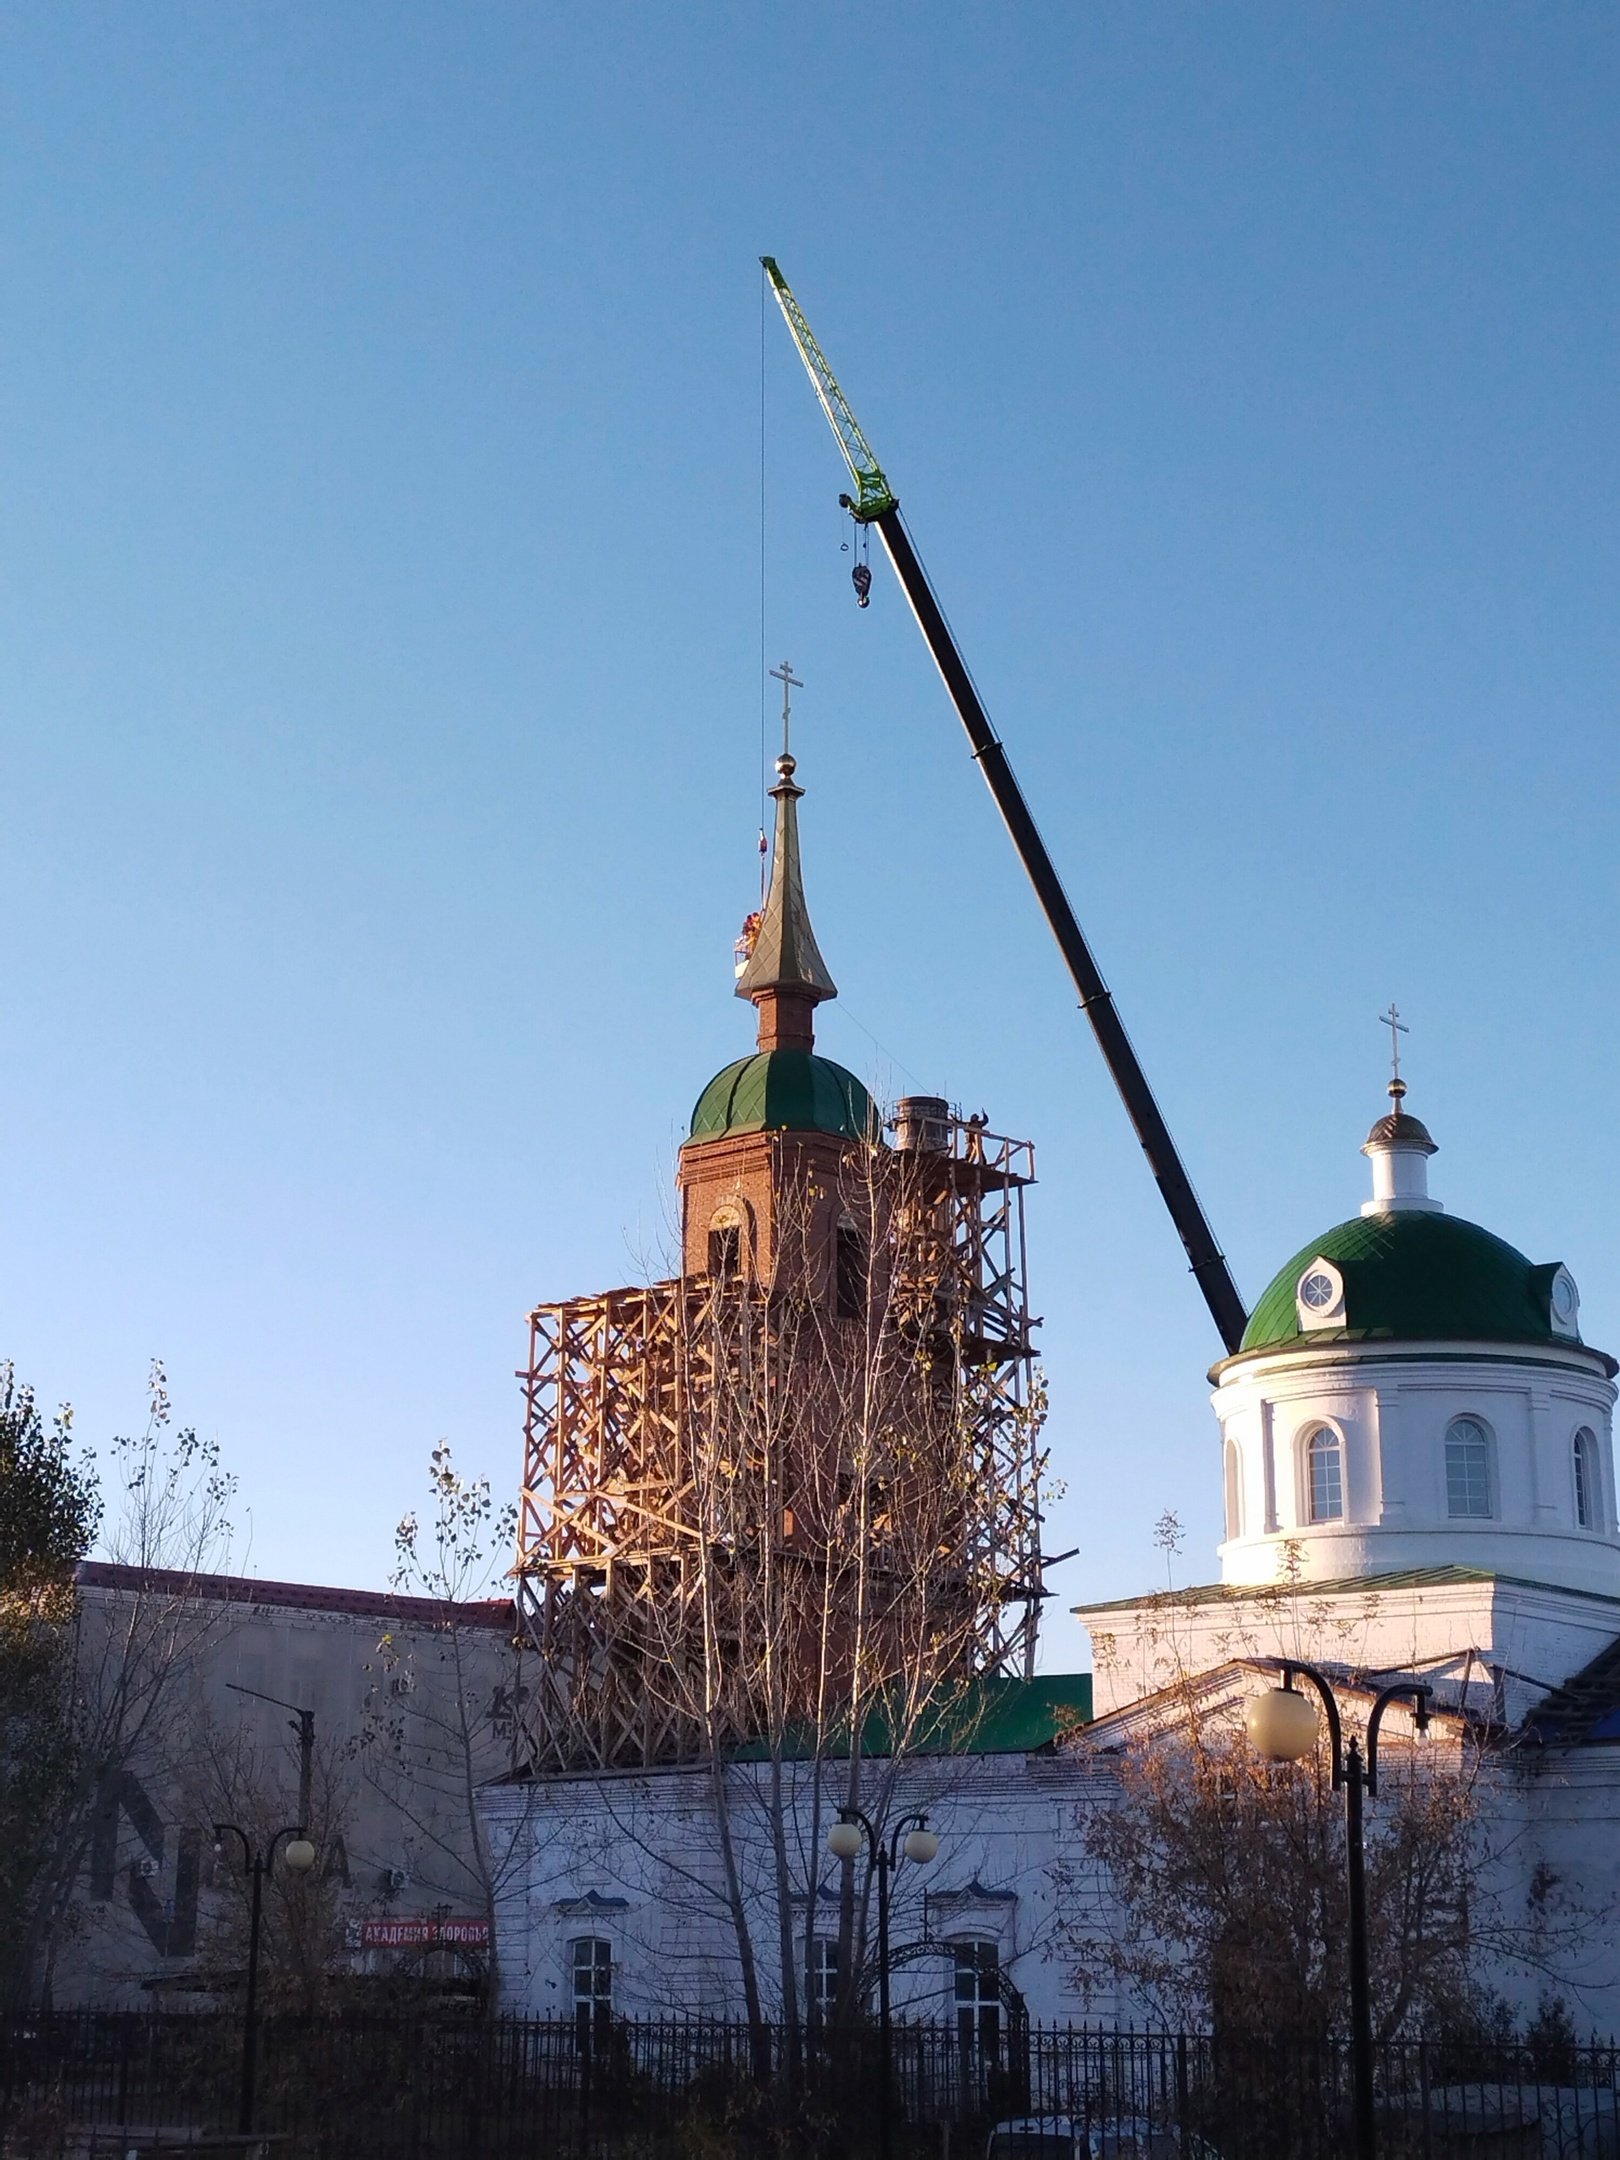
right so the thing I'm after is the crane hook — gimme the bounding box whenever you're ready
[852,562,872,609]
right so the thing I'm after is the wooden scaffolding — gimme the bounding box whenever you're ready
[514,1110,1046,1772]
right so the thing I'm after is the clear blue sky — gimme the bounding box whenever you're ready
[3,6,1616,1672]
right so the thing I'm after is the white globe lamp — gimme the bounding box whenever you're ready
[1246,1686,1321,1762]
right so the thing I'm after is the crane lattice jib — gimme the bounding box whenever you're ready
[760,257,898,523]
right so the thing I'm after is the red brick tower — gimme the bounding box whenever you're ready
[677,744,874,1303]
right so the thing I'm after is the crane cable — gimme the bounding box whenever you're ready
[758,263,769,901]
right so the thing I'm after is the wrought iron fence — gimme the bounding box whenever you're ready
[2,2012,1617,2158]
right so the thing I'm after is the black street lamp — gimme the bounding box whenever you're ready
[827,1807,940,2160]
[211,1821,316,2134]
[1246,1662,1432,2160]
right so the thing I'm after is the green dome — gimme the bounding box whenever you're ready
[690,1050,875,1143]
[1240,1210,1581,1358]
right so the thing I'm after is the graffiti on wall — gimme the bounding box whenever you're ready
[90,1768,201,1958]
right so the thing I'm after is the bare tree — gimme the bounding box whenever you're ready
[1061,1676,1574,2046]
[33,1361,242,2000]
[360,1442,526,2009]
[188,1719,357,2012]
[515,1131,1048,2060]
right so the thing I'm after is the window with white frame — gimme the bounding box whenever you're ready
[808,1937,839,2019]
[571,1936,613,2048]
[953,1940,1001,2057]
[1445,1417,1492,1519]
[1574,1428,1598,1530]
[1305,1427,1344,1524]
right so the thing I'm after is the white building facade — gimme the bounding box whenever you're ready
[485,1089,1620,2034]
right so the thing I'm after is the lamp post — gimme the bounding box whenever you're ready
[212,1822,316,2134]
[827,1808,940,2160]
[224,1683,317,1828]
[1245,1663,1431,2160]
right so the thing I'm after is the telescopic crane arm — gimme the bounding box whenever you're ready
[760,256,1248,1356]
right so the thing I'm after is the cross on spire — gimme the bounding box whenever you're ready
[768,661,803,760]
[1380,1002,1409,1101]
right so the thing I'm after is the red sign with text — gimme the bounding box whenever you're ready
[361,1917,491,1950]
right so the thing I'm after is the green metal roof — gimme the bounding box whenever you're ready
[1077,1564,1503,1616]
[1237,1210,1596,1361]
[690,1050,875,1143]
[727,1673,1093,1761]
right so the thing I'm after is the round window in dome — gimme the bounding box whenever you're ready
[1551,1268,1580,1335]
[1295,1258,1344,1328]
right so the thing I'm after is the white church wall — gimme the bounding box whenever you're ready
[480,1718,1620,2037]
[1466,1750,1620,2032]
[480,1754,1113,2029]
[1214,1345,1620,1593]
[1077,1575,1620,1726]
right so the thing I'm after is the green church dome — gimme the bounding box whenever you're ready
[690,1050,875,1143]
[1240,1210,1582,1359]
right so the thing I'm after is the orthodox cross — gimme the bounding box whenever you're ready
[769,661,803,759]
[1380,1002,1409,1090]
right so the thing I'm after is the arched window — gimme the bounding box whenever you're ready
[1223,1440,1242,1540]
[835,1217,867,1319]
[570,1936,613,2049]
[707,1207,743,1281]
[1574,1428,1598,1530]
[1445,1417,1492,1519]
[1305,1428,1343,1523]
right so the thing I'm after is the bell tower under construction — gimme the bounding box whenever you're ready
[513,718,1048,1773]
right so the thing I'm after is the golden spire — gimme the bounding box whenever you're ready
[735,664,836,1052]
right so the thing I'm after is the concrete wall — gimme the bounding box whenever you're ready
[55,1565,519,2007]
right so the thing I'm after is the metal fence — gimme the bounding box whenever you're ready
[3,2012,1618,2158]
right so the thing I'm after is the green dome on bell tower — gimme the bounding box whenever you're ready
[690,1049,874,1142]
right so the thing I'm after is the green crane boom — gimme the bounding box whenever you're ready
[761,259,897,524]
[760,255,1248,1356]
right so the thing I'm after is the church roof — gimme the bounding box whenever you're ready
[1073,1562,1620,1617]
[690,1049,874,1142]
[1363,1108,1437,1154]
[1525,1633,1620,1746]
[1234,1210,1609,1367]
[727,1672,1094,1761]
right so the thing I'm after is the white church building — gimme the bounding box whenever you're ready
[481,1086,1620,2034]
